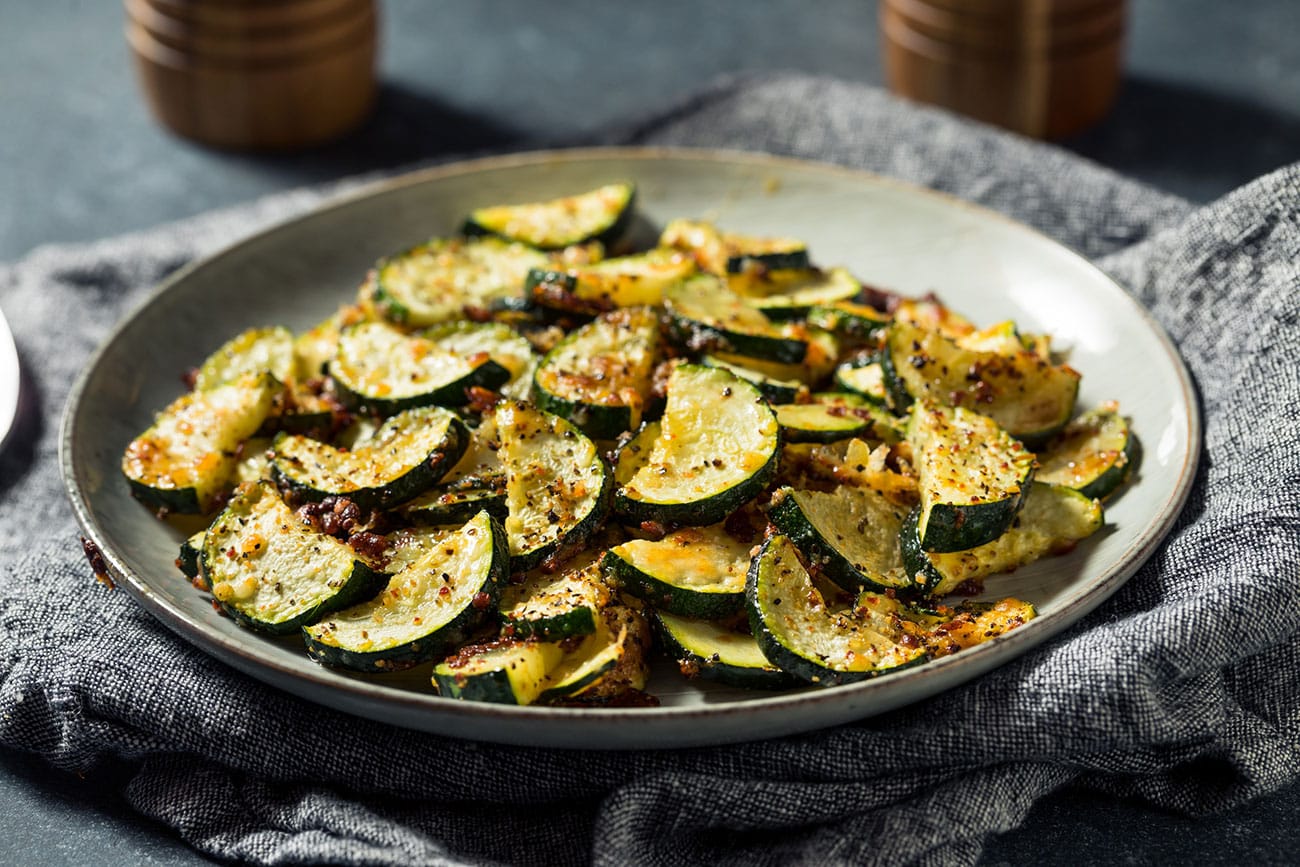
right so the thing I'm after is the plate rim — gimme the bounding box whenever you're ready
[59,145,1202,747]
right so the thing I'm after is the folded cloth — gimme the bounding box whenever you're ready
[1,74,1297,866]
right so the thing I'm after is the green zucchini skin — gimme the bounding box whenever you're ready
[270,408,468,510]
[1035,406,1134,500]
[745,534,926,686]
[401,478,508,525]
[499,562,609,640]
[767,486,916,595]
[664,275,809,365]
[833,357,889,406]
[909,400,1036,554]
[613,365,782,528]
[602,524,750,619]
[177,530,206,579]
[531,306,661,440]
[772,403,874,444]
[807,301,891,344]
[740,267,862,320]
[203,482,387,636]
[461,182,636,250]
[653,611,800,691]
[303,510,509,671]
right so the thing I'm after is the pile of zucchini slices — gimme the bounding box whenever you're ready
[122,182,1135,705]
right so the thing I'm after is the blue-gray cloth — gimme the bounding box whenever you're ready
[2,75,1297,865]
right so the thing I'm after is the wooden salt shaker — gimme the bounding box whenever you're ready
[881,0,1126,139]
[125,0,377,151]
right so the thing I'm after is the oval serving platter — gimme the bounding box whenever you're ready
[60,148,1199,749]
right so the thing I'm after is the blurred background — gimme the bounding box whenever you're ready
[1,1,1299,863]
[2,0,1298,262]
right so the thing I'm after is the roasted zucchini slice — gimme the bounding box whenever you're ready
[421,321,536,401]
[852,592,1037,655]
[654,611,799,691]
[768,485,915,594]
[371,236,549,326]
[909,400,1036,553]
[499,560,610,640]
[203,481,385,635]
[433,639,568,705]
[271,405,467,509]
[303,509,508,671]
[614,365,780,527]
[833,357,888,405]
[746,534,925,685]
[462,182,635,250]
[122,372,279,514]
[735,267,861,320]
[901,482,1103,597]
[525,248,697,311]
[700,355,804,404]
[194,326,295,390]
[177,529,206,579]
[1035,405,1133,500]
[400,415,506,524]
[773,403,880,444]
[329,321,511,415]
[807,300,891,343]
[883,321,1080,443]
[660,218,810,275]
[532,306,661,439]
[604,523,752,618]
[664,274,809,364]
[496,400,612,572]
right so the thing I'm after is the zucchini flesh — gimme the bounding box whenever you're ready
[604,523,752,618]
[773,404,874,444]
[329,322,511,414]
[177,529,206,579]
[462,182,635,250]
[884,321,1080,442]
[612,419,659,486]
[615,365,780,527]
[768,485,914,594]
[909,400,1036,553]
[421,321,536,401]
[195,326,294,390]
[954,320,1025,356]
[901,482,1103,597]
[853,592,1036,655]
[532,306,661,439]
[271,406,467,509]
[664,274,809,364]
[538,620,631,700]
[433,640,567,704]
[303,509,508,671]
[496,401,611,572]
[654,611,798,690]
[834,359,888,405]
[746,534,925,686]
[499,561,610,639]
[1035,406,1133,500]
[808,393,902,443]
[372,236,549,326]
[700,355,804,404]
[204,482,384,634]
[400,416,506,524]
[122,373,278,514]
[893,298,976,339]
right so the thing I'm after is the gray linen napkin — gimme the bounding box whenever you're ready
[2,74,1298,865]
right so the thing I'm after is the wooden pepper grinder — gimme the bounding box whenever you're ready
[881,0,1126,139]
[125,0,377,151]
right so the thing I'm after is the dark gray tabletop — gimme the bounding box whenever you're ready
[3,1,1299,864]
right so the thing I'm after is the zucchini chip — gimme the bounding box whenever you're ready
[271,405,467,509]
[421,321,536,401]
[1035,405,1134,500]
[604,523,753,619]
[654,611,799,691]
[901,482,1103,597]
[746,534,925,686]
[499,560,611,640]
[496,400,612,572]
[614,364,780,527]
[462,182,636,250]
[329,321,511,415]
[660,218,810,275]
[735,267,861,320]
[194,326,295,390]
[371,236,549,326]
[204,481,386,635]
[525,248,696,312]
[532,306,661,439]
[909,400,1036,553]
[434,640,568,705]
[664,274,809,364]
[122,372,279,514]
[304,509,509,671]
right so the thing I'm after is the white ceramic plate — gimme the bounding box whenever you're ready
[61,148,1199,749]
[0,305,20,451]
